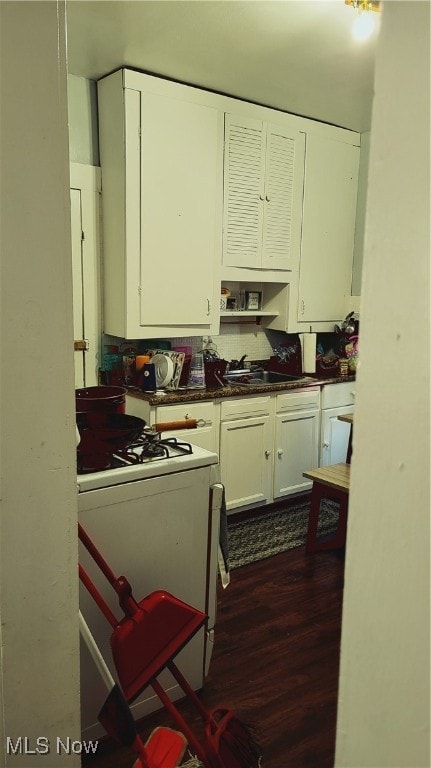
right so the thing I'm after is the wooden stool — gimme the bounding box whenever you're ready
[302,463,350,553]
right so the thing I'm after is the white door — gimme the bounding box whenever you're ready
[220,415,273,510]
[70,164,101,387]
[273,409,320,498]
[71,188,85,387]
[320,405,355,466]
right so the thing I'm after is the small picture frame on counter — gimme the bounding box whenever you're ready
[245,291,262,311]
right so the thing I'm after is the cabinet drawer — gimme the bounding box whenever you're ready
[156,400,215,425]
[220,395,272,421]
[321,382,356,409]
[276,387,320,413]
[155,401,217,453]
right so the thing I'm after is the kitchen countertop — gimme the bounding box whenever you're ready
[127,373,356,406]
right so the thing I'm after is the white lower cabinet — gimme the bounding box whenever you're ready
[273,389,320,498]
[220,390,320,512]
[220,397,273,511]
[320,383,356,466]
[127,381,354,511]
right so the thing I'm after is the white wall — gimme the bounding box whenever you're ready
[0,3,80,764]
[335,2,430,766]
[351,131,370,296]
[67,75,99,165]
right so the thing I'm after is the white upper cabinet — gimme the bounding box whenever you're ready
[98,70,222,339]
[297,133,360,325]
[97,69,360,336]
[223,114,305,272]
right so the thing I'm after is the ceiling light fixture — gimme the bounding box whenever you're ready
[345,0,381,42]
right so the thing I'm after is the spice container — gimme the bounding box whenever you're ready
[338,358,349,376]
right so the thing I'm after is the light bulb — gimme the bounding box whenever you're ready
[352,10,375,41]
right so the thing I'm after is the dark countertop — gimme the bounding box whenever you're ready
[127,374,356,406]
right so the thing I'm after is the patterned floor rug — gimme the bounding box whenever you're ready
[227,499,340,569]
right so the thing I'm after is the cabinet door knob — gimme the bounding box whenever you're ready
[323,441,329,448]
[277,448,283,458]
[265,450,271,458]
[265,195,271,202]
[259,194,265,201]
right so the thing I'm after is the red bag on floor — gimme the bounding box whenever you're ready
[204,708,262,768]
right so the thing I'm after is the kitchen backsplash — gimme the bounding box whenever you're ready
[104,326,276,365]
[103,326,350,367]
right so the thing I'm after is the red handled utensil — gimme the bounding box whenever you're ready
[79,611,187,768]
[78,523,207,703]
[78,524,262,767]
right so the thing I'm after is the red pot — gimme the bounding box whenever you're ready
[75,386,127,414]
[76,412,146,473]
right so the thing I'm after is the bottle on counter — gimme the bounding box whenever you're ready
[188,352,206,389]
[136,355,157,392]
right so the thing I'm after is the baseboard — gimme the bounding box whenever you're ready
[228,491,311,525]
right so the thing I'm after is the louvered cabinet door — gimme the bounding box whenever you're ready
[223,115,265,268]
[262,126,305,271]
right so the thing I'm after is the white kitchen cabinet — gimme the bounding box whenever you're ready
[98,70,222,338]
[220,396,273,511]
[297,133,360,326]
[320,382,356,466]
[126,396,219,454]
[273,389,320,498]
[223,114,305,272]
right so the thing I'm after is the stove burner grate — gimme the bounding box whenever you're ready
[117,431,194,464]
[77,428,194,473]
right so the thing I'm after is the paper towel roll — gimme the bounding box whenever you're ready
[299,333,317,374]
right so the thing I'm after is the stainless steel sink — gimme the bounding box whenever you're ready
[224,370,313,386]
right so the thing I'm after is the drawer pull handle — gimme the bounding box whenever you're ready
[185,414,212,427]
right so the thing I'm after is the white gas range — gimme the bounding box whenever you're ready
[77,438,220,491]
[77,432,221,741]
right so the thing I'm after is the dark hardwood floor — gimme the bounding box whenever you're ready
[83,545,345,768]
